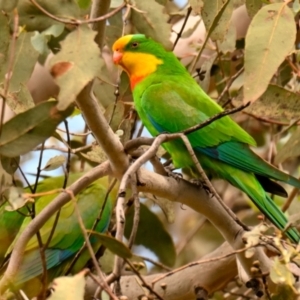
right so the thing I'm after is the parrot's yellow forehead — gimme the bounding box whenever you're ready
[112,35,134,51]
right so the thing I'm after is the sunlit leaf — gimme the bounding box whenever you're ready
[49,25,103,110]
[270,257,295,287]
[42,155,66,171]
[244,3,296,103]
[3,187,33,211]
[48,269,88,300]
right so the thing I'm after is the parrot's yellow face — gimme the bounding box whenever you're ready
[112,35,163,89]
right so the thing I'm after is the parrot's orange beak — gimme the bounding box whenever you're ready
[113,51,123,64]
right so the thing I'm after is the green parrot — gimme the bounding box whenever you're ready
[112,34,300,243]
[2,174,116,297]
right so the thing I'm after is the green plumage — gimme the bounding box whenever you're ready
[115,34,300,243]
[2,174,115,297]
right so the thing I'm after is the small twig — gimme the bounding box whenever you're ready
[63,120,71,187]
[182,102,250,136]
[29,0,126,25]
[151,243,262,285]
[282,183,300,212]
[127,178,140,249]
[218,67,244,105]
[138,256,172,272]
[56,127,92,137]
[180,135,248,230]
[172,6,192,50]
[124,258,164,300]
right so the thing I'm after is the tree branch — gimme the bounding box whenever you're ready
[85,242,238,300]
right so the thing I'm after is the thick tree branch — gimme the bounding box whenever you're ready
[85,242,238,300]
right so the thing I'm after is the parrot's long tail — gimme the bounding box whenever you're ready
[224,168,300,243]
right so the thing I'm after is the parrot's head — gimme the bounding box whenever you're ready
[112,34,165,88]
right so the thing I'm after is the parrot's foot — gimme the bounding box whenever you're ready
[190,179,212,195]
[164,166,183,181]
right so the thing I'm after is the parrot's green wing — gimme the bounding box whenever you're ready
[5,175,115,291]
[136,78,300,188]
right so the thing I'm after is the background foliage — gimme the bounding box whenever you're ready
[1,0,300,299]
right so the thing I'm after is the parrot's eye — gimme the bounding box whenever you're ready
[131,42,139,48]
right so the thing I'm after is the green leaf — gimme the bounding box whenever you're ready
[233,85,300,122]
[189,0,204,15]
[5,85,35,114]
[0,101,74,157]
[104,101,125,132]
[81,145,107,164]
[3,187,32,211]
[275,127,300,164]
[131,0,172,50]
[218,20,236,54]
[125,203,176,267]
[243,3,296,103]
[0,13,10,68]
[0,30,39,93]
[293,0,300,14]
[0,0,18,12]
[202,0,234,41]
[245,0,263,18]
[42,155,66,171]
[88,232,132,259]
[198,53,217,93]
[1,156,19,174]
[31,24,65,55]
[76,0,91,9]
[49,25,103,110]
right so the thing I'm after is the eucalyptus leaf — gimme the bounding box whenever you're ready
[88,231,132,259]
[125,203,176,267]
[131,0,172,50]
[0,101,74,157]
[202,0,234,41]
[244,3,296,103]
[49,25,104,110]
[233,85,300,121]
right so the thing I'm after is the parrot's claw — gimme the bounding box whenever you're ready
[164,166,183,181]
[190,179,212,195]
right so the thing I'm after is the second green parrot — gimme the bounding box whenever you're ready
[112,34,300,243]
[2,174,116,297]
